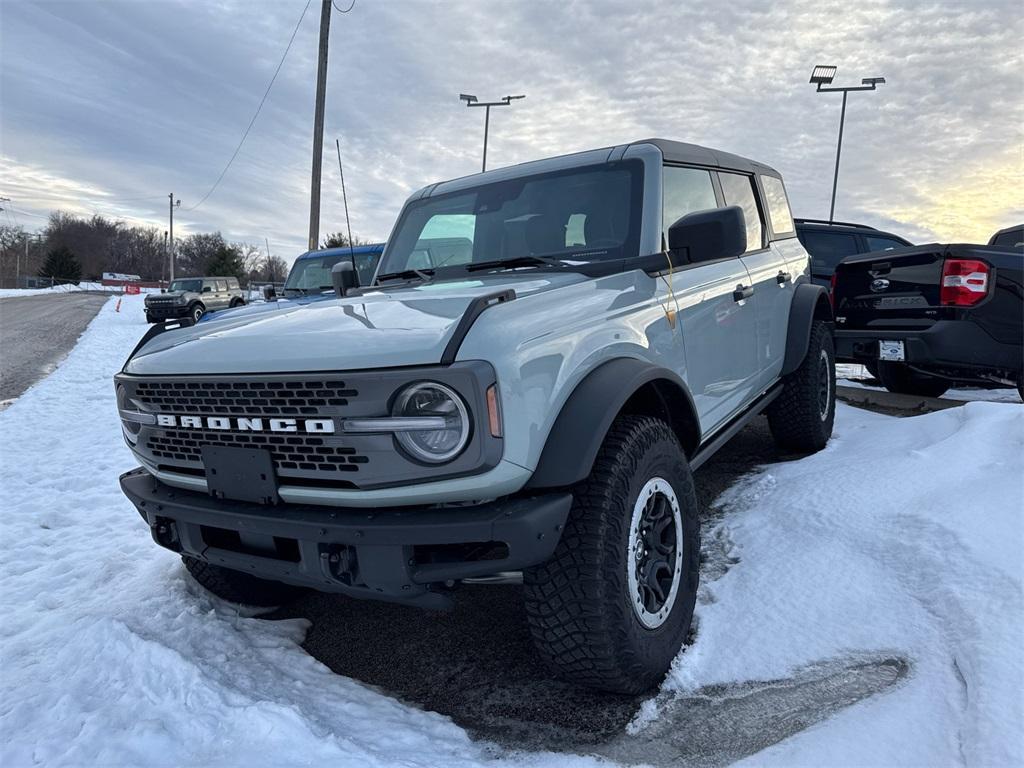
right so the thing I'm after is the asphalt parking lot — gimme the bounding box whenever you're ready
[0,292,109,405]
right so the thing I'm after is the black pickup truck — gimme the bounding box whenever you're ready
[832,233,1023,400]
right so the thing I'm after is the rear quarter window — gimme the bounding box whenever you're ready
[759,175,795,238]
[798,231,859,274]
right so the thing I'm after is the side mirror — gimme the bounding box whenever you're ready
[161,288,166,293]
[332,260,359,297]
[668,205,747,263]
[202,285,213,293]
[262,285,277,302]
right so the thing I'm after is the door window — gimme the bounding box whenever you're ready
[662,166,718,247]
[718,172,764,252]
[863,235,908,253]
[759,175,795,237]
[215,280,228,292]
[798,231,859,273]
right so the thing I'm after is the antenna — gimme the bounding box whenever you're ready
[335,138,356,277]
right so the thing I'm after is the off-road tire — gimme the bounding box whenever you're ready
[767,320,836,452]
[189,304,205,324]
[229,298,243,308]
[182,556,305,607]
[876,361,950,398]
[523,415,700,694]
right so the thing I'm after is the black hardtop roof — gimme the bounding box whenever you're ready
[172,276,239,281]
[632,138,781,177]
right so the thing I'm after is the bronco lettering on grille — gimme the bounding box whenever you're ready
[155,415,335,434]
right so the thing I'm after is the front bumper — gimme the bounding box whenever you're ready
[834,320,1022,372]
[145,303,189,320]
[120,468,571,609]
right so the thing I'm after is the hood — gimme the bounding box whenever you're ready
[125,274,586,375]
[146,291,188,302]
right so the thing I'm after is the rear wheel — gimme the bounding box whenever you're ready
[523,415,699,694]
[767,321,835,452]
[876,362,950,398]
[182,556,306,607]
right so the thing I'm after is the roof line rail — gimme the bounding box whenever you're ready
[794,218,878,231]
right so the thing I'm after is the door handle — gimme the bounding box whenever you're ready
[776,271,791,285]
[733,285,754,302]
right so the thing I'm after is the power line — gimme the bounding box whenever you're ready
[187,0,313,212]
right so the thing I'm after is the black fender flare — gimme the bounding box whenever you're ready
[525,358,700,490]
[781,283,833,376]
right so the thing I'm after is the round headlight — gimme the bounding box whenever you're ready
[392,382,470,463]
[117,385,142,443]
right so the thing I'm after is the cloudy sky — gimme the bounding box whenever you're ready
[2,0,1021,265]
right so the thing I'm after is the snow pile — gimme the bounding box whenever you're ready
[0,284,84,298]
[1,293,1021,766]
[661,401,1024,766]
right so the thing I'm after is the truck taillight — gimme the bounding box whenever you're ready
[940,259,989,306]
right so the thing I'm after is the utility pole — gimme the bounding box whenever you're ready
[308,0,332,251]
[808,66,885,222]
[162,230,168,284]
[168,193,180,281]
[458,94,526,172]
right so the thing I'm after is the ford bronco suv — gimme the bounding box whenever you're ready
[145,276,246,324]
[116,139,835,693]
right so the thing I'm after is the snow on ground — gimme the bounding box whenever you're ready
[659,401,1024,766]
[0,284,85,298]
[1,293,1021,766]
[837,363,1022,403]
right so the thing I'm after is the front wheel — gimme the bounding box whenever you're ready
[767,320,836,452]
[189,304,205,324]
[523,415,700,694]
[876,362,950,398]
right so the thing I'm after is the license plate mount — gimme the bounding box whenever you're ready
[878,340,906,362]
[201,446,278,504]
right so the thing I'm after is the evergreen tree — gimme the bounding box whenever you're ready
[204,243,247,281]
[39,245,82,283]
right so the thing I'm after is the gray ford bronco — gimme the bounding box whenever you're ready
[144,276,246,324]
[116,139,835,693]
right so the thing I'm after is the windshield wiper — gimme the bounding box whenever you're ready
[465,255,571,273]
[376,267,435,284]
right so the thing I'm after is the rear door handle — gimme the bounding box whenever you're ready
[733,285,754,302]
[776,271,791,285]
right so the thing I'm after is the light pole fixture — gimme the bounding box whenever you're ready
[459,93,526,172]
[809,65,885,222]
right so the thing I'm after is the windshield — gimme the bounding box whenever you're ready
[283,251,380,292]
[376,161,643,280]
[169,279,202,292]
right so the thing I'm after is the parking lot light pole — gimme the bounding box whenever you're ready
[809,66,885,222]
[459,93,525,172]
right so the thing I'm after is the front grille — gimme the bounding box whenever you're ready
[119,362,497,492]
[134,379,357,417]
[147,429,368,473]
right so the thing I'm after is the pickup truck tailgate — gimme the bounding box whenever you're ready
[833,245,958,330]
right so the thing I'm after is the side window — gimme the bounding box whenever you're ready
[227,278,240,289]
[718,172,764,252]
[662,166,717,247]
[798,231,859,272]
[201,281,214,293]
[991,228,1023,248]
[863,235,907,253]
[759,175,795,237]
[215,280,228,292]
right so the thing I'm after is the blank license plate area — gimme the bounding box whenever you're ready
[201,445,278,504]
[878,340,905,361]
